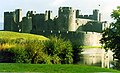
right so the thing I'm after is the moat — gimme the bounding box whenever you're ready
[81,48,113,68]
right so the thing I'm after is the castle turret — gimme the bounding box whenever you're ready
[4,12,18,31]
[15,9,22,22]
[4,9,22,32]
[58,7,76,31]
[93,9,101,21]
[76,10,80,18]
[45,10,53,21]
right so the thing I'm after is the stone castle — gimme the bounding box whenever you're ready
[4,7,109,46]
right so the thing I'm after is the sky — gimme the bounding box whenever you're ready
[0,0,120,23]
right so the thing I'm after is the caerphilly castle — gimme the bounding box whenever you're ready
[4,7,109,46]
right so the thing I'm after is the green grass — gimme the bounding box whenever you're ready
[0,63,119,73]
[81,46,101,49]
[0,31,48,40]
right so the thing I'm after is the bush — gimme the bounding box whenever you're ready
[0,44,30,63]
[44,36,73,64]
[0,35,82,64]
[25,40,51,64]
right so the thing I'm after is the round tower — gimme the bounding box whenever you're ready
[93,9,100,21]
[58,7,76,31]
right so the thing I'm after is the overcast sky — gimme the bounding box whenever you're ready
[0,0,120,23]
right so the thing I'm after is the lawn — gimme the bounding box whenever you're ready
[0,31,48,40]
[0,63,119,73]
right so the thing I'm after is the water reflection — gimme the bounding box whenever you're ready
[80,48,113,68]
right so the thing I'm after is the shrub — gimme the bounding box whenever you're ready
[44,36,73,64]
[25,40,51,64]
[0,35,82,64]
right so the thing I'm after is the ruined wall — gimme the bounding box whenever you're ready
[4,12,18,31]
[21,17,32,33]
[4,9,22,32]
[32,14,46,31]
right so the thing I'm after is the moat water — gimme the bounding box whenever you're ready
[80,48,114,68]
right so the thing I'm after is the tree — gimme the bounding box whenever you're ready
[100,6,120,69]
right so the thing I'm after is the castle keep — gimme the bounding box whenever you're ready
[4,7,109,46]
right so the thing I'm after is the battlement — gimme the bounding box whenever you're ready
[4,12,15,15]
[40,30,101,35]
[4,12,10,14]
[78,15,93,19]
[59,7,73,10]
[76,9,101,21]
[15,9,22,12]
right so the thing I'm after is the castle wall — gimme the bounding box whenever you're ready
[4,12,12,31]
[76,9,101,22]
[21,17,32,33]
[4,12,18,32]
[32,14,46,31]
[76,18,92,31]
[82,32,101,46]
[82,21,102,32]
[32,30,101,46]
[4,9,22,32]
[45,19,55,30]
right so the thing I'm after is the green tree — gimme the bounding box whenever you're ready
[100,6,120,69]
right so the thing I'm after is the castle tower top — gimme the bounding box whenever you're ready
[59,7,73,10]
[15,9,22,22]
[58,7,76,31]
[93,9,101,21]
[45,10,53,20]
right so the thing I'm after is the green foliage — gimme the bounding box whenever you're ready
[0,31,48,63]
[25,40,51,64]
[0,31,82,64]
[100,6,120,69]
[72,44,83,64]
[44,36,73,64]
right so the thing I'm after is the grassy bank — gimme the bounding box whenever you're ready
[0,63,119,73]
[0,31,75,64]
[0,31,48,40]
